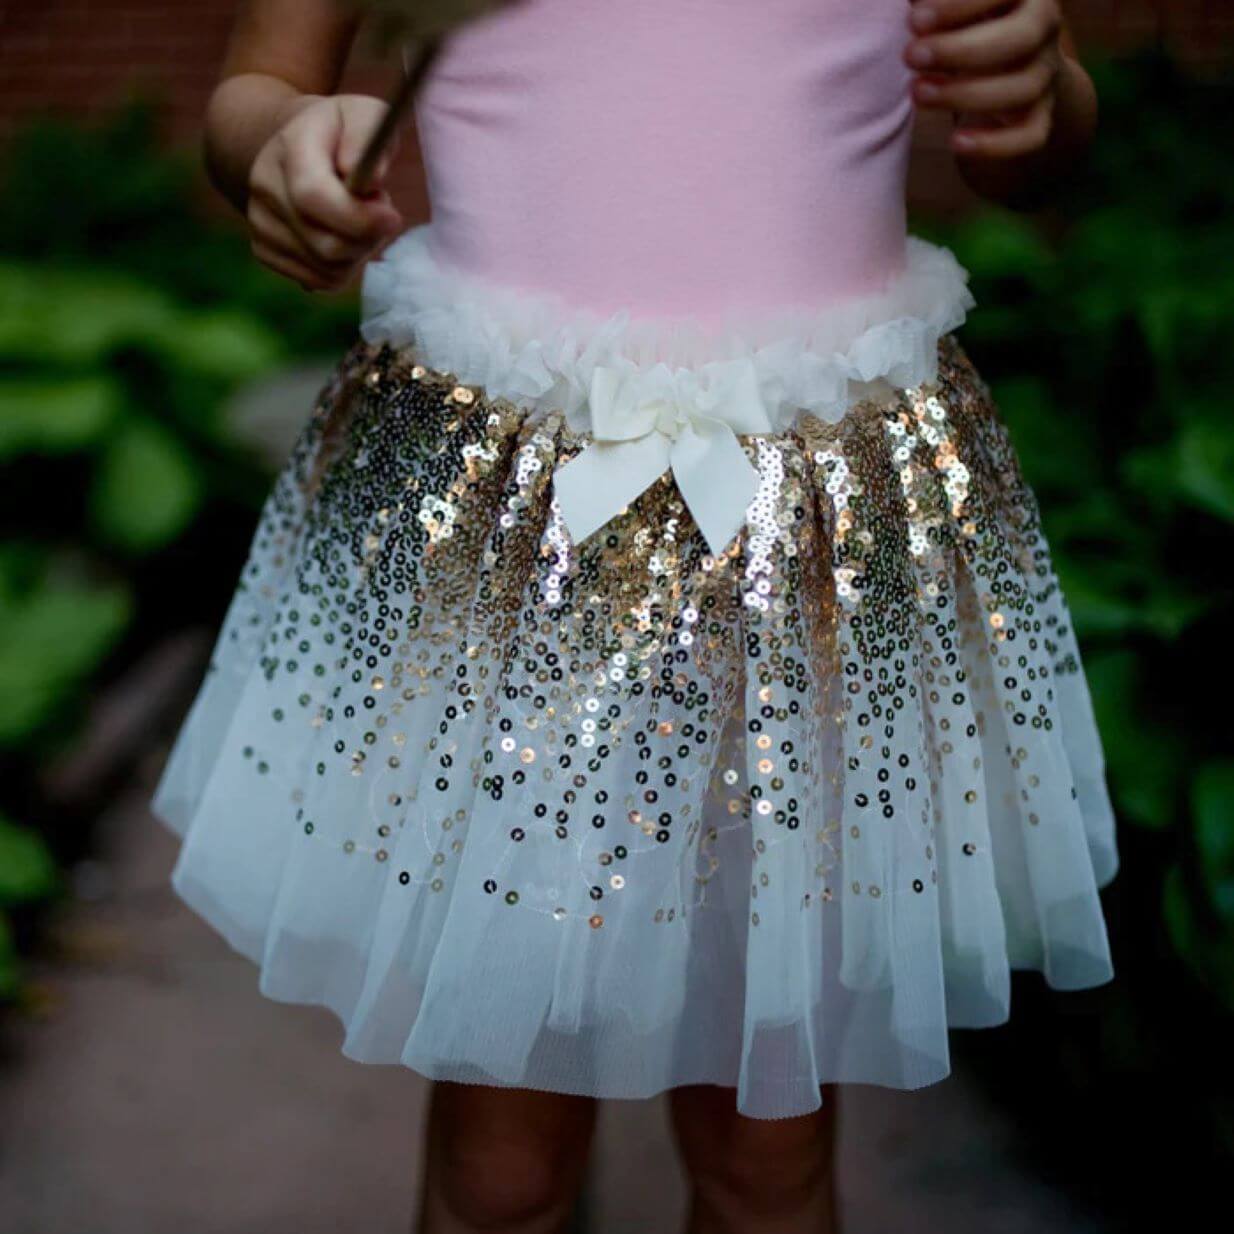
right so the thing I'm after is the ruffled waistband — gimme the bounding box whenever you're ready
[360,226,975,426]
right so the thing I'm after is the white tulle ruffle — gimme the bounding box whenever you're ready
[360,226,976,430]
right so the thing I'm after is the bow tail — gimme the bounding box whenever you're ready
[672,421,761,556]
[553,433,674,547]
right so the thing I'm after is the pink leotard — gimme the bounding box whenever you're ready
[415,0,916,322]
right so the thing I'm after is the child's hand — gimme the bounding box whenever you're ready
[906,0,1069,161]
[246,95,405,292]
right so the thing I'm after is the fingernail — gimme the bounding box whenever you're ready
[952,132,979,153]
[911,6,938,32]
[915,80,941,102]
[906,42,935,68]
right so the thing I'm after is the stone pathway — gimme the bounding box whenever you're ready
[1,772,1108,1234]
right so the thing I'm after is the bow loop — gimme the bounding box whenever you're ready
[553,361,773,555]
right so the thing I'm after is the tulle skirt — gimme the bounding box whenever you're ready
[152,334,1118,1119]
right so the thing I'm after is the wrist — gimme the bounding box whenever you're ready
[203,76,324,214]
[270,90,326,134]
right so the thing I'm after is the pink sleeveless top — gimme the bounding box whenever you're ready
[415,0,915,321]
[362,0,974,554]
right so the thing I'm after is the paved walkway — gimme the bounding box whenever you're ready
[1,771,1107,1234]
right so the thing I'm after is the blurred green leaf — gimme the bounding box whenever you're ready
[1141,588,1214,642]
[1058,574,1148,640]
[1084,650,1181,830]
[947,210,1054,283]
[0,914,18,1001]
[0,264,285,385]
[0,263,175,366]
[1194,763,1234,924]
[955,304,1024,347]
[0,543,50,606]
[0,103,358,358]
[150,308,283,382]
[0,813,58,905]
[90,419,204,553]
[1175,424,1234,523]
[0,375,124,459]
[993,376,1098,490]
[0,562,133,744]
[1164,863,1234,1016]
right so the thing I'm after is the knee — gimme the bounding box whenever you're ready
[675,1094,837,1218]
[434,1125,586,1230]
[706,1138,832,1216]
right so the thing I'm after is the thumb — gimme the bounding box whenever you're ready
[336,103,401,194]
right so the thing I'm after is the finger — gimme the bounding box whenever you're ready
[279,112,397,242]
[952,95,1054,158]
[249,196,369,272]
[907,2,1059,72]
[249,196,361,291]
[913,58,1054,112]
[251,241,339,293]
[248,194,362,270]
[910,0,1021,35]
[254,159,403,260]
[351,189,404,241]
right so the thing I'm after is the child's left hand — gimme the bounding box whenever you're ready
[906,0,1069,160]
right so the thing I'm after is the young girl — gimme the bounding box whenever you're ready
[154,2,1117,1230]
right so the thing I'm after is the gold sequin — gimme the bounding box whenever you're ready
[228,336,1087,929]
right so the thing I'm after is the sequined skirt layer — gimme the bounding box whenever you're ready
[153,335,1118,1119]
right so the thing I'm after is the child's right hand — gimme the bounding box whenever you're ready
[246,95,405,292]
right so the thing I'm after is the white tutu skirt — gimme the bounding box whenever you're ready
[153,333,1118,1119]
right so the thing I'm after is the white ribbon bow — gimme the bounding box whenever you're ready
[553,360,772,555]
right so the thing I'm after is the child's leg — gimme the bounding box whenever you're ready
[668,1083,841,1234]
[415,1080,597,1234]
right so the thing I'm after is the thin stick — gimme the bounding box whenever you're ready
[346,37,442,195]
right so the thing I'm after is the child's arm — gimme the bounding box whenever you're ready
[205,0,404,291]
[906,0,1098,209]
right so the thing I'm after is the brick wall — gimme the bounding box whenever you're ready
[1,2,236,141]
[1,0,1231,221]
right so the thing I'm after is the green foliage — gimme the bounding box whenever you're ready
[0,811,59,996]
[0,103,359,993]
[928,51,1234,1011]
[0,813,59,904]
[89,419,205,552]
[0,914,18,999]
[1194,763,1234,924]
[0,545,133,745]
[0,374,123,458]
[0,104,356,351]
